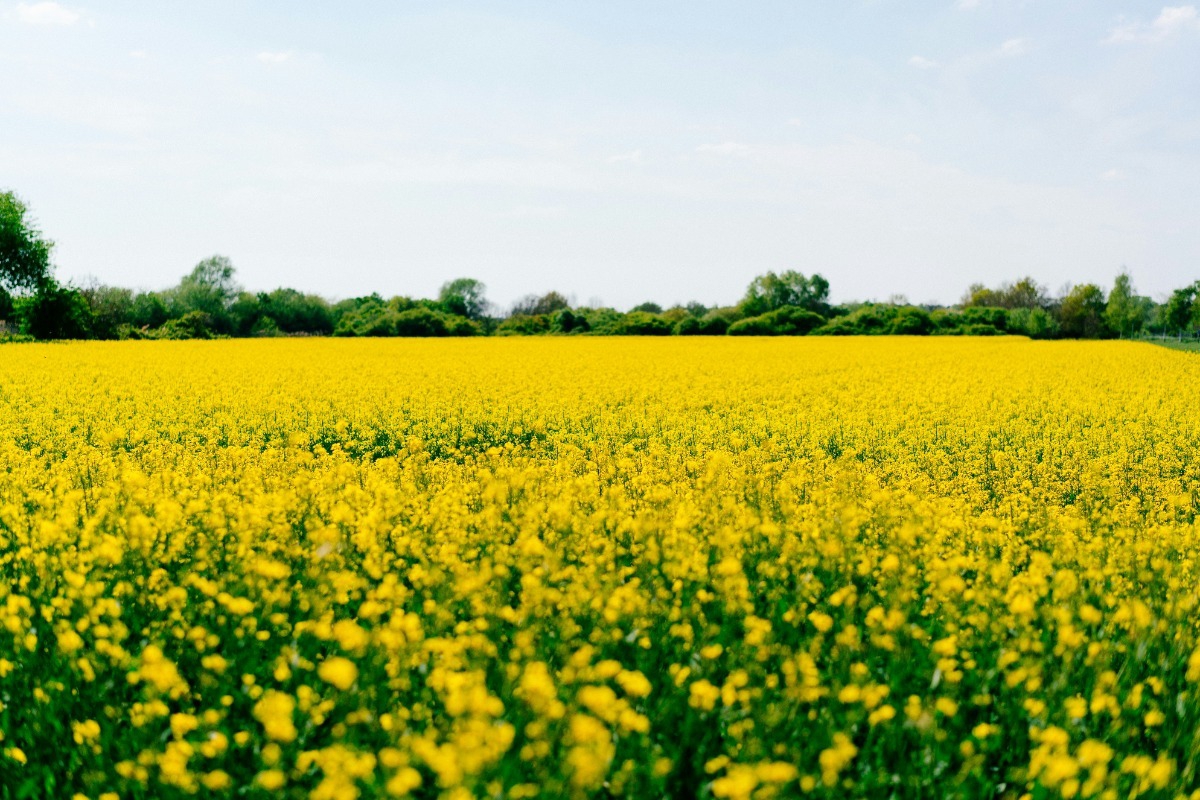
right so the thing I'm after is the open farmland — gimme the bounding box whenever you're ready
[0,338,1198,799]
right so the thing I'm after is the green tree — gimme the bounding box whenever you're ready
[16,280,93,339]
[170,255,240,333]
[1057,284,1109,339]
[740,271,830,317]
[1164,284,1198,339]
[129,292,170,329]
[510,291,569,317]
[0,191,53,292]
[963,277,1048,310]
[0,286,13,323]
[79,282,134,339]
[1103,272,1146,339]
[439,278,489,320]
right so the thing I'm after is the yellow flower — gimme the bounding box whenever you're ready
[317,657,359,690]
[169,713,198,739]
[256,769,287,790]
[935,697,959,717]
[808,612,834,633]
[252,691,298,742]
[386,766,422,796]
[615,669,652,698]
[201,770,231,790]
[688,680,721,711]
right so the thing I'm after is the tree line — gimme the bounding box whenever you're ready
[2,190,1198,341]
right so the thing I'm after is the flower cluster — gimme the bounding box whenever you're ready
[0,337,1197,798]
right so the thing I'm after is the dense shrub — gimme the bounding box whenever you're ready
[551,309,590,334]
[153,310,215,340]
[613,311,673,336]
[728,305,825,336]
[16,281,94,340]
[497,314,552,336]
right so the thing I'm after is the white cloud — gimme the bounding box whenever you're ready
[129,50,148,59]
[996,38,1030,57]
[695,141,751,157]
[256,51,292,64]
[1101,169,1122,181]
[16,2,80,25]
[908,55,938,69]
[1105,5,1200,43]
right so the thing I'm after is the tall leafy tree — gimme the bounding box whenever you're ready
[0,191,53,292]
[963,277,1048,310]
[1164,284,1198,339]
[741,271,830,316]
[510,291,570,317]
[1057,283,1109,339]
[170,255,241,333]
[1104,272,1147,339]
[439,278,490,320]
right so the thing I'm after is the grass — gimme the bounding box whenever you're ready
[1143,337,1200,353]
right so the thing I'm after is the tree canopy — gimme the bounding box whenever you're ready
[740,271,830,317]
[0,191,53,292]
[438,278,490,321]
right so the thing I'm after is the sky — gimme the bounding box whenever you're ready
[1,1,1198,310]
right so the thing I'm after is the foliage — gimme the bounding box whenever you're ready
[129,291,171,330]
[674,315,730,336]
[334,300,476,338]
[153,310,215,340]
[14,280,92,339]
[439,278,490,320]
[728,305,825,336]
[740,270,830,317]
[497,314,553,336]
[1164,284,1199,337]
[0,190,53,292]
[962,277,1049,310]
[1058,284,1111,340]
[1007,307,1060,340]
[551,308,590,334]
[79,283,135,340]
[611,311,673,336]
[511,292,571,318]
[1104,273,1147,339]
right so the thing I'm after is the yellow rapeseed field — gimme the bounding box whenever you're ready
[0,337,1198,799]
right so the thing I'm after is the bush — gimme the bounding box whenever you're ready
[497,314,551,336]
[153,310,215,340]
[17,282,94,340]
[614,311,673,336]
[811,316,861,336]
[393,307,450,337]
[932,306,1008,335]
[1008,307,1059,340]
[728,306,825,337]
[552,309,590,334]
[889,307,934,336]
[251,315,284,337]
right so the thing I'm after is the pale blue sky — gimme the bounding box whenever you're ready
[2,1,1197,309]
